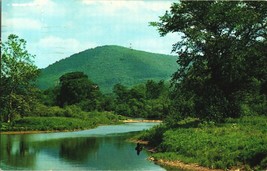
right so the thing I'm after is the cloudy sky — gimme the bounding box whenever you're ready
[2,0,179,68]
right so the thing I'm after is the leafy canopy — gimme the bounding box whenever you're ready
[57,72,100,107]
[0,34,39,122]
[152,1,267,121]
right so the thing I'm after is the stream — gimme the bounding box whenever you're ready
[0,122,166,170]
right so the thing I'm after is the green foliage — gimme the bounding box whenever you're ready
[151,152,196,165]
[36,45,177,93]
[112,81,170,119]
[113,84,129,103]
[87,111,125,125]
[40,87,59,106]
[137,124,167,147]
[0,34,39,122]
[31,103,108,120]
[97,94,115,112]
[240,93,267,117]
[146,80,164,99]
[1,111,122,132]
[57,72,100,107]
[144,116,267,170]
[152,1,267,121]
[167,89,195,125]
[8,117,90,131]
[37,73,172,122]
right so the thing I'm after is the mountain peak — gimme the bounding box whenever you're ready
[37,45,177,93]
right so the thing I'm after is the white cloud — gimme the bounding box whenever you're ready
[81,0,171,10]
[11,2,35,7]
[11,0,65,16]
[73,0,172,42]
[39,36,96,51]
[146,1,172,12]
[131,33,181,55]
[80,0,172,16]
[132,38,172,54]
[34,36,97,68]
[12,0,55,8]
[4,18,43,30]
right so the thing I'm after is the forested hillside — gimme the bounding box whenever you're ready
[37,45,177,93]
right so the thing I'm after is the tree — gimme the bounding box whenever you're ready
[152,1,267,121]
[146,80,164,99]
[57,72,100,107]
[0,34,39,122]
[113,83,129,103]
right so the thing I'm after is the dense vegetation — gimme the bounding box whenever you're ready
[1,1,266,169]
[37,45,177,93]
[135,1,267,170]
[0,35,170,131]
[39,71,171,119]
[1,112,123,132]
[151,1,267,123]
[0,35,125,132]
[0,34,39,123]
[138,116,267,170]
[112,80,170,118]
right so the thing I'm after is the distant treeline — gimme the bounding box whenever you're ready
[1,34,266,126]
[40,71,171,119]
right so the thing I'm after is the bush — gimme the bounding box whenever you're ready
[63,105,87,119]
[10,117,91,131]
[138,123,167,147]
[3,111,122,132]
[141,116,267,170]
[32,103,65,117]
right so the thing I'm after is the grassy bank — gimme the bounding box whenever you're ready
[0,111,124,132]
[137,116,267,170]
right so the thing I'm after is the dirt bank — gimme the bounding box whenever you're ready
[150,157,225,171]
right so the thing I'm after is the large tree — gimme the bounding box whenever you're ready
[152,1,267,121]
[145,80,164,99]
[57,72,100,107]
[0,34,39,122]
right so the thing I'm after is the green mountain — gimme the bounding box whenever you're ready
[37,45,178,93]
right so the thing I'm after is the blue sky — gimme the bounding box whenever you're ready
[2,0,179,68]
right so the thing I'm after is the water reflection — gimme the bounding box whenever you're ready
[135,142,143,155]
[59,137,99,162]
[0,123,165,170]
[1,135,37,169]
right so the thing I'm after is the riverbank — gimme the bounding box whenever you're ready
[137,116,267,170]
[150,158,224,171]
[129,139,224,171]
[0,118,161,135]
[0,112,124,134]
[122,119,162,123]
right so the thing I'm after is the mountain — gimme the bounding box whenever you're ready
[36,45,178,93]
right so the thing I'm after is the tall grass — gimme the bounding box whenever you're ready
[1,111,123,132]
[140,116,267,170]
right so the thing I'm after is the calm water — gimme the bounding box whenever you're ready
[0,123,165,170]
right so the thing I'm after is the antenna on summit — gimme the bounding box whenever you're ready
[129,43,132,50]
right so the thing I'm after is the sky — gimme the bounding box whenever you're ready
[2,0,180,68]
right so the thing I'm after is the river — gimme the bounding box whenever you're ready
[0,122,166,170]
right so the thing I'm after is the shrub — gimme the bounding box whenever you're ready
[138,123,167,147]
[141,116,267,170]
